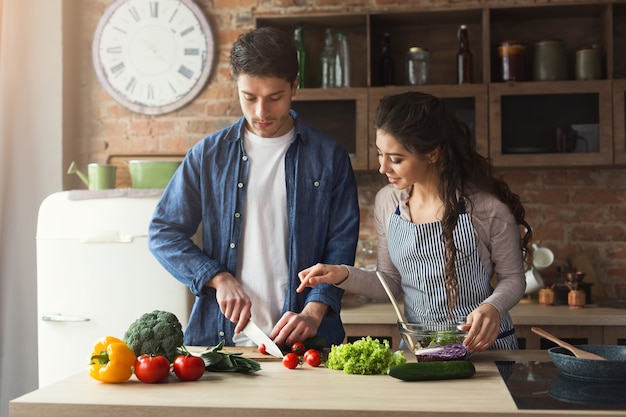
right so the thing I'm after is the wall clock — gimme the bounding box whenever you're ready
[92,0,215,115]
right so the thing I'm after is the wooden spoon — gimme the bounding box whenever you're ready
[375,271,415,351]
[531,326,606,361]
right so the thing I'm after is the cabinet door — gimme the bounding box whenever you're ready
[368,85,489,168]
[489,80,613,167]
[293,88,369,170]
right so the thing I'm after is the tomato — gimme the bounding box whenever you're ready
[282,352,300,369]
[173,354,205,381]
[258,344,267,355]
[134,354,170,383]
[291,341,306,355]
[303,349,321,367]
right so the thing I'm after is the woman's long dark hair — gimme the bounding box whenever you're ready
[374,91,532,311]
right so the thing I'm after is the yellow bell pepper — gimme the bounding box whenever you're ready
[88,336,136,383]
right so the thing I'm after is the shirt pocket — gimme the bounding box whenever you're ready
[296,176,332,217]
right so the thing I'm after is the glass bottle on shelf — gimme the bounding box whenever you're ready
[378,32,394,86]
[294,23,307,88]
[334,32,350,87]
[456,25,473,84]
[406,47,429,85]
[320,28,336,88]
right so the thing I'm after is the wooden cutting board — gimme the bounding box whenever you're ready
[187,346,283,361]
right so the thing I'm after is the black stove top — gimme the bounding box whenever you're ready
[496,361,626,411]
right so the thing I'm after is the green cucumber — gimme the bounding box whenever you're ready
[387,360,476,381]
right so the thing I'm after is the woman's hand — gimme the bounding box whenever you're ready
[461,303,501,353]
[296,263,349,293]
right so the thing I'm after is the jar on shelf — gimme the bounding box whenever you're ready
[320,28,336,88]
[538,286,556,306]
[497,41,527,82]
[406,46,429,86]
[575,47,601,80]
[533,39,567,81]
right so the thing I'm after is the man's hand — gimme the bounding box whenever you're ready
[269,302,328,348]
[206,271,252,334]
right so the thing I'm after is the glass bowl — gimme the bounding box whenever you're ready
[398,317,468,359]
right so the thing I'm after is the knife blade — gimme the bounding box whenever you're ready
[241,320,284,358]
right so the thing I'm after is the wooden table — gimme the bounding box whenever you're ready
[9,349,626,417]
[340,296,626,349]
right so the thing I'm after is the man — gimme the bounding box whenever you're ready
[148,27,360,349]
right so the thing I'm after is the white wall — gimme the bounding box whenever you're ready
[0,1,63,416]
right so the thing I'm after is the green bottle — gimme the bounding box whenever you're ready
[294,23,307,88]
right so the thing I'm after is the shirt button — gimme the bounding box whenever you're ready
[234,212,241,218]
[230,243,236,249]
[219,331,225,337]
[314,181,320,187]
[242,155,248,161]
[237,182,244,188]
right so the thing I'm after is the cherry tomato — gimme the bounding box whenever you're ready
[303,349,321,367]
[134,354,170,383]
[282,352,300,369]
[258,344,267,355]
[173,354,205,381]
[291,341,306,355]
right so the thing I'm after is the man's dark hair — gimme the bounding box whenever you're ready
[230,27,299,85]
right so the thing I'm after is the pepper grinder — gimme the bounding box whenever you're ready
[565,271,587,308]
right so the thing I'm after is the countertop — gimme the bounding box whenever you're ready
[340,296,626,326]
[9,349,626,417]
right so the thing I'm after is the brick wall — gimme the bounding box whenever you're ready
[74,0,626,299]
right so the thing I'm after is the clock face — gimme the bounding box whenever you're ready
[92,0,215,115]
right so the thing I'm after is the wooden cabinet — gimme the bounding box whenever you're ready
[489,80,613,167]
[256,1,626,170]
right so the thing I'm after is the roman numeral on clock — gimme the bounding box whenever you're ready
[150,2,159,18]
[111,62,125,76]
[178,65,194,79]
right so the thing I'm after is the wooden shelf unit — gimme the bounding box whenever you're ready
[256,1,626,170]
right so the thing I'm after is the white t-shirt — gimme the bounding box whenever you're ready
[232,127,294,346]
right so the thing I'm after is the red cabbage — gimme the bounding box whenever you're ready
[415,343,467,362]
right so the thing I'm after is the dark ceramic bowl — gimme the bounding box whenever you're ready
[548,345,626,382]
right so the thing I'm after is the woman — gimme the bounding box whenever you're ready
[298,92,532,353]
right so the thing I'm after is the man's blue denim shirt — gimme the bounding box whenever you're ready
[148,111,360,347]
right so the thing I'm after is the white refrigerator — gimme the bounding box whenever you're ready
[36,191,192,387]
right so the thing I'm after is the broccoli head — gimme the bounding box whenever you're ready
[123,310,184,362]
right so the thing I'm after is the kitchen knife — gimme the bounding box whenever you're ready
[241,320,284,358]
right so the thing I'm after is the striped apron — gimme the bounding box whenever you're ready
[388,205,517,350]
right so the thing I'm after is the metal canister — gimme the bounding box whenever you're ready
[575,48,601,80]
[533,39,567,81]
[497,41,527,82]
[406,47,429,85]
